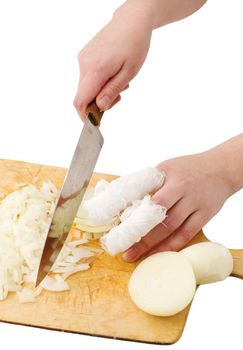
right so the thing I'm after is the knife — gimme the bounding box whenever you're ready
[35,101,104,287]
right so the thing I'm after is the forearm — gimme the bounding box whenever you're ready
[115,0,208,30]
[208,133,243,194]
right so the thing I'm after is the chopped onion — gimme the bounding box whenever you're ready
[54,263,90,275]
[68,238,89,247]
[62,264,90,280]
[0,182,57,300]
[75,219,117,233]
[71,247,94,261]
[76,187,95,218]
[14,182,28,189]
[40,275,69,292]
[0,183,103,302]
[72,229,82,238]
[17,287,36,303]
[82,232,104,240]
[33,285,43,297]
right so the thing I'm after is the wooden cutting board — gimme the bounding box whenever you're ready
[0,159,243,344]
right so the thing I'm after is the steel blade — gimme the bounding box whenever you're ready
[35,117,103,286]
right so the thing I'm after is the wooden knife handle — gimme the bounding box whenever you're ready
[86,100,104,126]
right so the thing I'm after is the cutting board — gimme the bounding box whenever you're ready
[0,159,243,344]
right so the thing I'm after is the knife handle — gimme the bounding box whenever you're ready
[87,100,104,126]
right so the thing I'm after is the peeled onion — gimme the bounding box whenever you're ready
[0,183,102,302]
[180,242,233,284]
[129,252,196,316]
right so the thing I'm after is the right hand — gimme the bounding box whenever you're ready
[73,2,154,120]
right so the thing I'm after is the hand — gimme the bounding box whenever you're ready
[123,150,234,262]
[73,2,154,120]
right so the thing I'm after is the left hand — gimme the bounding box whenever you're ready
[122,150,234,262]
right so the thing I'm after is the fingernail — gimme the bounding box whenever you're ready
[122,248,138,262]
[98,95,111,111]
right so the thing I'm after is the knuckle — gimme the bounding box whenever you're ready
[90,59,108,76]
[95,60,106,72]
[181,230,194,243]
[140,237,152,251]
[156,238,173,252]
[131,241,147,258]
[73,96,83,110]
[180,227,197,244]
[173,175,195,194]
[106,81,122,96]
[78,51,97,70]
[151,193,161,205]
[163,218,177,233]
[203,206,214,219]
[157,160,172,173]
[164,241,173,251]
[177,176,191,189]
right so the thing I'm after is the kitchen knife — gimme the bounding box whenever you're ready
[35,101,104,287]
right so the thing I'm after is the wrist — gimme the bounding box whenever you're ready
[113,0,156,30]
[206,139,243,196]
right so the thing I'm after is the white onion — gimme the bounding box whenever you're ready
[82,232,104,240]
[0,182,57,300]
[68,238,89,247]
[40,275,69,292]
[0,183,103,302]
[17,287,36,303]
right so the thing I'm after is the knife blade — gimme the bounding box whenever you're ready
[35,101,104,287]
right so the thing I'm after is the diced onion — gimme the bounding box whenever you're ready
[0,183,103,302]
[82,232,104,241]
[17,287,36,303]
[40,275,69,292]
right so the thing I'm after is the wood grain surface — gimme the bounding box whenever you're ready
[0,159,242,344]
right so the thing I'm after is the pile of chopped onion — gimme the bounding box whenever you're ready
[0,182,103,303]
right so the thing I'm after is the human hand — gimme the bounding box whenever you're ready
[73,1,154,120]
[122,150,234,262]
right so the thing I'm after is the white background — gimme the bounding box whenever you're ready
[0,0,243,349]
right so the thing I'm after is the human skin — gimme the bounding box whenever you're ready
[73,0,243,261]
[73,0,207,119]
[122,134,243,261]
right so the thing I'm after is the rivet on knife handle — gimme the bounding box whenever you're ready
[87,100,104,126]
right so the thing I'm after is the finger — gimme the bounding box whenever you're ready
[146,210,206,255]
[122,198,193,262]
[107,85,128,109]
[96,65,131,111]
[73,71,107,120]
[74,78,128,121]
[109,94,121,108]
[151,184,183,211]
[122,84,129,91]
